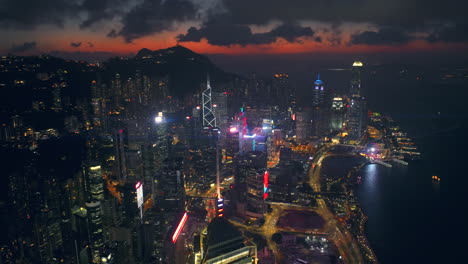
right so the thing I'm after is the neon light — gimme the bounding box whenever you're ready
[243,134,257,138]
[229,127,238,133]
[263,171,269,200]
[172,212,188,243]
[136,182,143,208]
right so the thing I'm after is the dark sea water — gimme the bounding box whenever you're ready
[354,71,467,263]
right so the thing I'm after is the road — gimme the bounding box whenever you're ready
[309,146,365,264]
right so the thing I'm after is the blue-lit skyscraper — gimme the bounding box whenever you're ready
[312,74,324,106]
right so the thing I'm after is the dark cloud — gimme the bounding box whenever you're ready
[80,0,112,28]
[70,42,82,47]
[269,23,314,42]
[107,29,118,38]
[0,0,79,29]
[426,23,468,43]
[178,23,315,46]
[1,0,467,47]
[0,0,132,30]
[79,0,132,29]
[112,0,197,42]
[220,0,467,28]
[350,28,412,45]
[80,0,114,29]
[10,41,37,53]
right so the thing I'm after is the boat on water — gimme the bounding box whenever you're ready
[432,175,441,182]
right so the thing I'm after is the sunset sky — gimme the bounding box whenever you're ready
[1,0,467,64]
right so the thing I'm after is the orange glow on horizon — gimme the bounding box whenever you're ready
[7,32,468,58]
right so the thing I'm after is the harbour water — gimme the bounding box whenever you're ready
[353,71,465,263]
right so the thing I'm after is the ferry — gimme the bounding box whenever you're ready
[432,176,441,182]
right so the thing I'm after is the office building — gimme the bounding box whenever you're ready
[199,217,257,264]
[82,161,104,201]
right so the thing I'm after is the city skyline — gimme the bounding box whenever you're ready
[1,0,467,65]
[0,1,457,263]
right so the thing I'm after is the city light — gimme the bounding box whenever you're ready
[155,112,163,123]
[263,170,269,200]
[135,182,140,189]
[135,181,143,208]
[172,212,188,243]
[243,134,256,138]
[353,61,364,67]
[230,127,238,133]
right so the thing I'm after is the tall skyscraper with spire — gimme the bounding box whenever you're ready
[350,61,363,97]
[202,74,217,128]
[312,73,324,106]
[346,61,367,143]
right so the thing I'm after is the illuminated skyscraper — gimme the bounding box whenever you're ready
[202,74,217,128]
[295,108,312,142]
[273,73,294,109]
[86,201,104,263]
[114,128,128,180]
[154,112,169,174]
[312,74,324,106]
[245,169,268,218]
[212,91,228,125]
[82,161,104,201]
[346,96,367,142]
[346,61,367,142]
[332,97,344,111]
[111,73,122,109]
[350,61,363,97]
